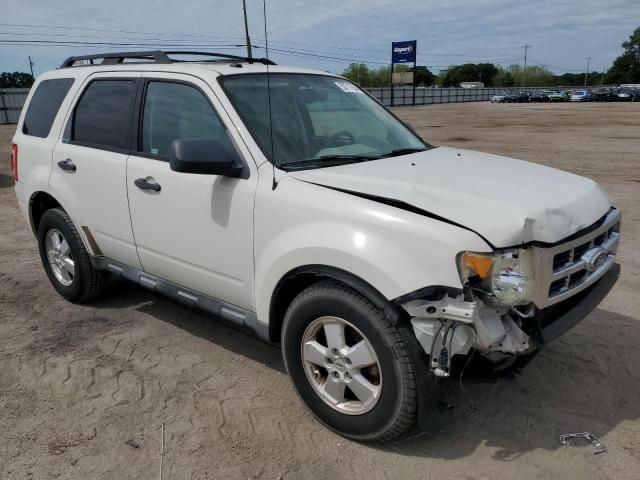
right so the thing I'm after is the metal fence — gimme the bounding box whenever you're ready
[0,88,29,125]
[368,86,540,106]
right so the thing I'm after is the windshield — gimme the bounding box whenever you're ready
[221,73,427,169]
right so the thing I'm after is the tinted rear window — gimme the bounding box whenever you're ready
[22,78,74,138]
[72,79,136,150]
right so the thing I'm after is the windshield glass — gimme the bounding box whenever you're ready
[221,73,427,169]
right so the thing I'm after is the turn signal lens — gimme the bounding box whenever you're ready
[460,252,494,279]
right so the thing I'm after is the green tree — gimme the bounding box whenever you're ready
[605,27,640,84]
[437,63,499,87]
[506,64,555,87]
[341,63,372,87]
[411,66,435,86]
[494,69,515,87]
[0,72,34,88]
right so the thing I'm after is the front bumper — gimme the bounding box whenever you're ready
[531,262,620,344]
[401,263,620,373]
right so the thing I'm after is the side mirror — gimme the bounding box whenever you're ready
[169,138,244,177]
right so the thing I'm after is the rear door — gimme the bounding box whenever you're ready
[126,72,257,310]
[50,72,142,268]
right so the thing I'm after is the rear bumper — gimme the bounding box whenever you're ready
[533,262,620,344]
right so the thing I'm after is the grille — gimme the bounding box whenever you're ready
[529,208,620,308]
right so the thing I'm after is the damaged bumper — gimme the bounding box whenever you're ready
[400,264,619,375]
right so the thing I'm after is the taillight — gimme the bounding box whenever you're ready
[10,143,18,182]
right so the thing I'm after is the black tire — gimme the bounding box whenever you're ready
[37,208,108,303]
[281,280,418,443]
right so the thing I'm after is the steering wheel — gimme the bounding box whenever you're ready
[325,130,356,148]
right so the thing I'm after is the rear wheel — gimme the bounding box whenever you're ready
[38,208,108,302]
[282,280,418,442]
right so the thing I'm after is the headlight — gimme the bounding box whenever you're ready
[458,251,531,306]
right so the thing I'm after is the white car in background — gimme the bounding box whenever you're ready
[570,90,592,102]
[11,50,621,442]
[490,92,508,103]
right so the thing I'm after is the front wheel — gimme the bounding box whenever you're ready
[281,280,418,442]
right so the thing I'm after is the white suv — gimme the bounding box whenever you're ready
[11,51,620,442]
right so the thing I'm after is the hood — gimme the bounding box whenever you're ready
[288,147,611,247]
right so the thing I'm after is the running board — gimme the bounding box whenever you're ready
[90,256,270,342]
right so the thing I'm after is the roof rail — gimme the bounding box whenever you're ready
[60,50,275,68]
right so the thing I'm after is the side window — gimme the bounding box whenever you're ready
[72,79,137,150]
[141,81,227,157]
[22,78,74,138]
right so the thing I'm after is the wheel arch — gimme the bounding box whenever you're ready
[29,190,63,235]
[268,264,406,344]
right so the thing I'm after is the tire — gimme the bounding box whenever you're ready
[37,208,108,303]
[281,280,418,443]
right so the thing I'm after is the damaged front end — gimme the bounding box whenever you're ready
[398,207,621,377]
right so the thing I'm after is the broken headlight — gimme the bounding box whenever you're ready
[458,250,531,306]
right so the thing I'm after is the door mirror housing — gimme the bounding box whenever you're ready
[169,138,244,177]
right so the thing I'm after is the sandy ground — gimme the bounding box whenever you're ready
[1,102,639,479]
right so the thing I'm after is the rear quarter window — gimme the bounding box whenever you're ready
[22,78,74,138]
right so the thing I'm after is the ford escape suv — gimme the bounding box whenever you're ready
[12,51,620,443]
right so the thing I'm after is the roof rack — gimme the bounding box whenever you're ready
[60,50,276,68]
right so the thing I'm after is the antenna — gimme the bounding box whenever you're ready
[241,0,253,62]
[263,0,277,190]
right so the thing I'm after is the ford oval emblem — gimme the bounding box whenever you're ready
[582,247,608,272]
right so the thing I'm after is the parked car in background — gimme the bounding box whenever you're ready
[529,91,549,102]
[633,88,640,102]
[616,88,634,102]
[490,92,508,103]
[569,90,592,102]
[547,90,568,102]
[506,91,530,103]
[592,88,616,102]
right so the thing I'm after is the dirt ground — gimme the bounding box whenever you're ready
[1,102,639,480]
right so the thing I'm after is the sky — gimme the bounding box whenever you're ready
[1,0,638,77]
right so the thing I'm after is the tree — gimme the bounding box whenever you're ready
[505,64,555,87]
[0,72,34,88]
[605,27,640,84]
[341,63,372,87]
[494,69,515,87]
[411,66,435,86]
[340,64,432,88]
[437,63,499,87]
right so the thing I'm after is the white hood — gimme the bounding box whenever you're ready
[288,147,611,247]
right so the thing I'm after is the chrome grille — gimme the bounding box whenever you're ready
[529,208,620,308]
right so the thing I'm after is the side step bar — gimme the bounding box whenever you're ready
[90,256,270,342]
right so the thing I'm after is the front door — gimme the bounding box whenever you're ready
[126,73,256,311]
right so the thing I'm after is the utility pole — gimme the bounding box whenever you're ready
[241,0,253,62]
[520,44,531,87]
[584,57,592,87]
[600,68,605,86]
[28,56,35,78]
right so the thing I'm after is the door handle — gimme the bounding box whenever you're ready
[57,158,76,173]
[134,176,161,192]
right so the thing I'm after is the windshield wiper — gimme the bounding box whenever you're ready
[380,147,426,158]
[281,155,379,171]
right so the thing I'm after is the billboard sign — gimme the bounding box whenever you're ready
[392,40,417,64]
